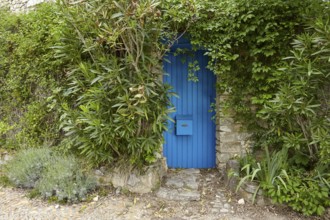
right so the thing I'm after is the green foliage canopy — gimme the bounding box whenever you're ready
[56,0,174,167]
[0,3,66,149]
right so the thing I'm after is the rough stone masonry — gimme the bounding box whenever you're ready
[216,92,250,170]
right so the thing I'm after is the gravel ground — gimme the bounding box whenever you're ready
[0,169,327,220]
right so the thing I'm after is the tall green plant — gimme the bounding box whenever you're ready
[237,147,288,203]
[56,0,174,167]
[259,18,330,169]
[0,3,66,149]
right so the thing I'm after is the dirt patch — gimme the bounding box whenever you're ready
[0,169,326,220]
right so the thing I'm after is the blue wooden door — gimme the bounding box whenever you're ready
[163,48,216,168]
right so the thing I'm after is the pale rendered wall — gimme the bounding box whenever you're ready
[0,0,52,12]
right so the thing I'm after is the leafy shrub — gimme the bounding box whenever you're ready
[255,18,330,216]
[5,148,96,203]
[268,172,330,216]
[36,155,97,203]
[239,148,330,216]
[6,148,52,188]
[56,0,174,167]
[0,3,66,149]
[0,121,13,147]
[237,148,288,202]
[259,18,330,169]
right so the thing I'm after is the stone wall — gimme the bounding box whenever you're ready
[215,93,250,170]
[0,0,51,12]
[94,158,168,194]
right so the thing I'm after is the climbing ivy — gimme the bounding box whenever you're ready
[186,0,326,129]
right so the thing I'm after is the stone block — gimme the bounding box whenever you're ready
[156,188,200,201]
[127,173,140,187]
[217,163,226,172]
[233,123,243,130]
[110,168,129,188]
[216,152,221,162]
[220,142,242,153]
[237,182,271,206]
[127,170,160,194]
[218,153,232,163]
[239,132,251,140]
[165,176,184,188]
[219,132,241,143]
[95,158,167,194]
[219,117,234,126]
[216,150,220,157]
[219,131,251,143]
[219,125,232,132]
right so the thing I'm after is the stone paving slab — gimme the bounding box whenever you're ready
[156,188,200,201]
[156,169,201,201]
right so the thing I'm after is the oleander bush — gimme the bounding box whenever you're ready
[0,0,174,167]
[55,0,174,167]
[258,18,330,169]
[256,18,330,216]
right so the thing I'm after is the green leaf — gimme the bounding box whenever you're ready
[111,12,123,19]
